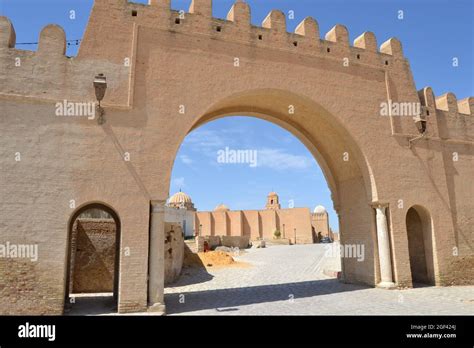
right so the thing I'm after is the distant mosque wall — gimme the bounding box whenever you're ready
[311,205,331,241]
[166,190,332,244]
[194,192,331,245]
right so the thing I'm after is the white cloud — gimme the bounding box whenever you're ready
[181,128,315,171]
[180,155,193,165]
[183,129,227,150]
[183,129,240,164]
[257,148,314,171]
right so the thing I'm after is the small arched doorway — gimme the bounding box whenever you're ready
[64,203,121,314]
[406,205,435,286]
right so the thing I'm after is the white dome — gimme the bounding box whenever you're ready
[169,191,192,204]
[314,205,327,214]
[214,204,230,211]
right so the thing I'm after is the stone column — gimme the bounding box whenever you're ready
[148,200,166,312]
[336,211,345,282]
[374,203,396,289]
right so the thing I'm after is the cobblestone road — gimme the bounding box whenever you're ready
[165,244,474,315]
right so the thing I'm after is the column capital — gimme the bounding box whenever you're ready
[151,200,166,213]
[370,201,389,209]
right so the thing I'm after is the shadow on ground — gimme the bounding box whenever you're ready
[65,293,116,315]
[168,266,214,287]
[165,278,368,314]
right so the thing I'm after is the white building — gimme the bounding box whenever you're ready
[165,191,196,238]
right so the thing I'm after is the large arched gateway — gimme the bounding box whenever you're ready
[0,0,472,314]
[178,89,380,283]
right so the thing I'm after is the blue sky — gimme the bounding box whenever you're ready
[1,0,472,231]
[170,117,336,225]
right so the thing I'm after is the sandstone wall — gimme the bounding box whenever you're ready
[164,223,184,285]
[0,0,472,314]
[312,213,330,240]
[196,208,313,244]
[69,219,117,294]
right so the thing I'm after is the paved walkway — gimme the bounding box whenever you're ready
[165,244,474,315]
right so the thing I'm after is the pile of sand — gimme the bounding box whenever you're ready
[184,250,235,268]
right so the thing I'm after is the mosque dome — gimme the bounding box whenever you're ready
[214,204,230,211]
[314,205,327,214]
[169,191,192,204]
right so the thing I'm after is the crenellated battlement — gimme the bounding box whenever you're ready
[419,87,473,117]
[1,0,407,70]
[0,15,15,48]
[120,0,405,67]
[0,0,472,122]
[0,16,67,57]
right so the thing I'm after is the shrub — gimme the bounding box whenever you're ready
[273,229,281,239]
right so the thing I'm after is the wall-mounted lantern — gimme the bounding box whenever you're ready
[93,73,107,125]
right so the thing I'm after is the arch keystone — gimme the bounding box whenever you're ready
[435,92,458,113]
[380,37,403,57]
[226,0,250,25]
[189,0,212,17]
[353,31,377,52]
[325,24,349,46]
[0,16,16,48]
[38,24,66,56]
[262,10,286,32]
[295,17,319,39]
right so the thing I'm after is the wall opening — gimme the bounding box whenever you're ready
[164,116,345,314]
[169,116,339,245]
[161,86,379,313]
[64,203,121,314]
[406,205,435,286]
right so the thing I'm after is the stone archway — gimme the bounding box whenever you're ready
[160,88,384,290]
[65,203,121,313]
[182,89,379,208]
[3,0,471,315]
[406,205,435,286]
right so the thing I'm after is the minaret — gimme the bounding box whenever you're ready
[265,191,281,210]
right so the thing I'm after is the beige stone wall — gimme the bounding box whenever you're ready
[277,208,313,244]
[196,207,313,244]
[228,211,243,236]
[70,219,116,293]
[195,213,212,237]
[164,223,184,285]
[259,210,278,240]
[69,220,184,289]
[242,210,261,238]
[195,235,250,251]
[212,211,228,236]
[0,0,472,314]
[312,213,330,240]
